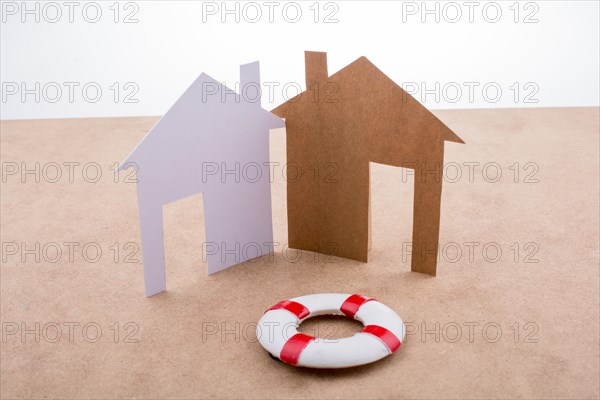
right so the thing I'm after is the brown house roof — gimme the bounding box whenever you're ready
[272,53,464,146]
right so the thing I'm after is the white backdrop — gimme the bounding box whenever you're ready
[1,0,598,120]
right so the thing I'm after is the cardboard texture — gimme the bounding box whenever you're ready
[1,108,599,399]
[272,52,464,276]
[121,62,284,296]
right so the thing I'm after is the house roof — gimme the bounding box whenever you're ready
[272,55,464,144]
[122,70,284,169]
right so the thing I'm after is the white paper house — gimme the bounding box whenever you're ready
[121,62,285,296]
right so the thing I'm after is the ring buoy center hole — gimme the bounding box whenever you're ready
[297,315,364,340]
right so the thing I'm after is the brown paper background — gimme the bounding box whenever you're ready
[1,107,599,399]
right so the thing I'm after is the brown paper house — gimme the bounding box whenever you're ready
[272,51,464,275]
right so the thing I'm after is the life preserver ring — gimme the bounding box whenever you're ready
[257,293,405,368]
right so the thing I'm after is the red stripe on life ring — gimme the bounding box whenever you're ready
[266,300,310,319]
[362,325,401,353]
[340,294,375,318]
[280,333,315,365]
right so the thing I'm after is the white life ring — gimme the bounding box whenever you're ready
[257,293,405,368]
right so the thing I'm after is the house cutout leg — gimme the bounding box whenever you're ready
[368,163,372,251]
[137,198,167,296]
[411,163,443,275]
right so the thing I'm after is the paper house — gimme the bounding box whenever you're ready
[272,51,464,276]
[122,62,285,296]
